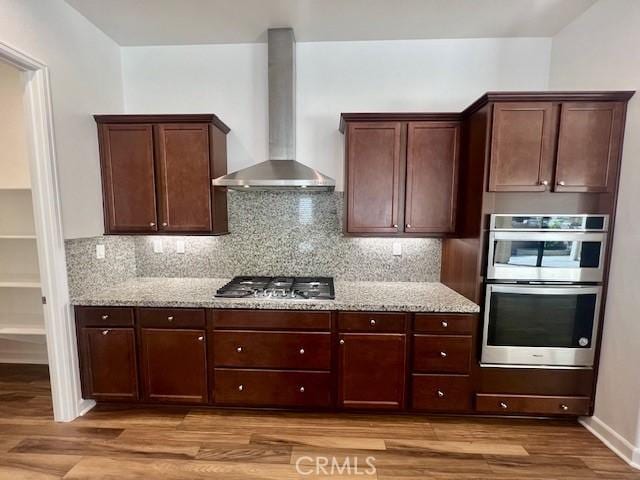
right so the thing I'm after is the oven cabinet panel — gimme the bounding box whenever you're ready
[78,327,139,402]
[487,231,607,283]
[482,285,602,368]
[338,333,407,410]
[554,102,624,193]
[139,328,208,404]
[476,394,590,416]
[214,369,332,408]
[488,102,556,192]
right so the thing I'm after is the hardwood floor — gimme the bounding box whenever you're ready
[1,364,639,479]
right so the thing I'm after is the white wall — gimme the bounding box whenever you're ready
[123,38,552,190]
[549,0,640,467]
[0,60,30,189]
[0,0,124,239]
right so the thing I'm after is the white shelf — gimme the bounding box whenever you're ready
[0,235,37,240]
[0,187,31,191]
[0,274,41,289]
[0,326,45,335]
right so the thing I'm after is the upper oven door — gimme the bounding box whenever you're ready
[482,284,602,367]
[487,231,607,282]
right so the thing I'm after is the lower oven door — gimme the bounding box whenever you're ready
[481,284,602,367]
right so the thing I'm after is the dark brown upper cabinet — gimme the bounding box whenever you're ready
[95,114,230,235]
[340,114,461,236]
[487,98,628,193]
[488,102,556,192]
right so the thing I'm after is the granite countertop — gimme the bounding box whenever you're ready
[71,277,479,313]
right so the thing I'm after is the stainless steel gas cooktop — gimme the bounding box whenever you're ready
[215,276,335,300]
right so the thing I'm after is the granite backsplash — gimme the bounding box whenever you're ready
[65,191,442,298]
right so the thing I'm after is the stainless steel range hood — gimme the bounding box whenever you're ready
[213,28,335,191]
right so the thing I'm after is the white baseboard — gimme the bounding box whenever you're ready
[77,399,96,417]
[580,416,640,470]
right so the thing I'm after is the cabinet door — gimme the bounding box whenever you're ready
[555,102,624,192]
[346,122,404,233]
[338,333,406,410]
[154,124,212,232]
[140,328,208,404]
[488,103,556,192]
[79,327,138,401]
[405,122,460,233]
[98,124,158,233]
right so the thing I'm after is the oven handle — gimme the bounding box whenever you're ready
[490,231,607,241]
[486,284,603,296]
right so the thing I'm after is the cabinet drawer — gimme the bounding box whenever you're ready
[214,331,331,370]
[412,374,472,412]
[214,369,331,408]
[212,310,331,331]
[138,308,205,328]
[413,335,472,374]
[414,314,476,335]
[476,394,590,416]
[338,312,406,333]
[75,307,134,327]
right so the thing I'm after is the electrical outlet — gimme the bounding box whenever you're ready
[96,244,105,259]
[153,239,163,253]
[392,242,402,256]
[176,239,186,254]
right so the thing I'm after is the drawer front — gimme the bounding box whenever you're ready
[413,335,472,374]
[214,369,332,408]
[138,308,205,328]
[75,306,134,327]
[338,312,406,333]
[214,331,331,370]
[412,374,472,412]
[476,394,590,416]
[414,314,476,335]
[213,310,331,331]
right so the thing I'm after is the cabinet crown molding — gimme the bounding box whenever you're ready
[94,114,231,134]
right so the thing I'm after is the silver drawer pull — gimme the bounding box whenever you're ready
[440,351,448,358]
[197,336,204,341]
[437,390,445,398]
[299,348,305,355]
[238,384,244,392]
[101,329,109,335]
[236,346,243,353]
[370,319,376,326]
[441,321,448,328]
[299,386,305,393]
[339,339,345,345]
[167,316,174,322]
[560,404,569,411]
[101,314,109,320]
[499,402,508,409]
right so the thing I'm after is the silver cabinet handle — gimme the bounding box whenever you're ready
[370,319,376,326]
[393,224,398,229]
[441,321,448,328]
[440,351,447,358]
[101,314,109,320]
[197,336,204,341]
[161,222,168,227]
[541,180,549,186]
[238,385,244,391]
[499,402,508,409]
[167,316,174,322]
[558,180,566,186]
[299,348,305,355]
[299,386,305,393]
[560,404,569,411]
[101,329,109,335]
[339,339,345,345]
[149,222,156,227]
[437,390,445,398]
[406,224,412,229]
[236,346,243,353]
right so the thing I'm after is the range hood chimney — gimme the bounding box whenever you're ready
[213,28,335,191]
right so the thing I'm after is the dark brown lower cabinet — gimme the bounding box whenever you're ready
[338,333,406,410]
[79,327,139,401]
[139,328,208,404]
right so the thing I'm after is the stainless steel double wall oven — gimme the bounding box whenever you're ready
[482,214,608,368]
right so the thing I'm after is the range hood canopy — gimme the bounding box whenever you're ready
[213,28,335,191]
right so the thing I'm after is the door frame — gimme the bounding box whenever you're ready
[0,40,94,421]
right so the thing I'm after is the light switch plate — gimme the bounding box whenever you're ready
[393,242,402,256]
[96,244,105,259]
[176,239,186,254]
[153,239,163,253]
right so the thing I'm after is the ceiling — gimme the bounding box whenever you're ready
[65,0,596,46]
